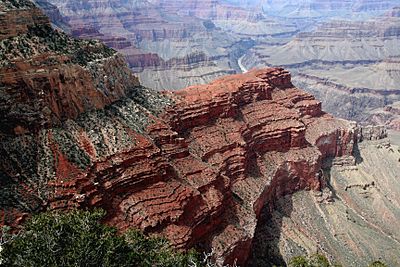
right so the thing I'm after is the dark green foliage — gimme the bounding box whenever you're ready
[124,230,200,267]
[0,0,35,9]
[0,209,202,267]
[289,254,331,267]
[0,24,115,67]
[0,210,131,267]
[309,254,330,267]
[26,24,115,66]
[52,128,91,170]
[368,261,388,267]
[289,254,388,267]
[290,255,310,267]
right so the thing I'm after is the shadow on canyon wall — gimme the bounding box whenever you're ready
[246,144,365,267]
[247,196,294,267]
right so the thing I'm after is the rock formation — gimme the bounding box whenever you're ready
[0,1,139,135]
[260,0,400,17]
[38,0,400,131]
[32,0,70,31]
[1,56,366,265]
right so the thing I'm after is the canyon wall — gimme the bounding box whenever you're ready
[0,2,138,135]
[249,137,400,267]
[44,0,248,90]
[260,0,400,16]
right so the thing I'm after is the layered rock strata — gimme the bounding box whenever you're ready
[1,62,371,266]
[0,2,392,265]
[241,10,400,130]
[0,1,138,135]
[44,0,244,90]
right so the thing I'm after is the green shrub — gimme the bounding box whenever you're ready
[289,254,388,267]
[290,255,309,267]
[0,209,202,267]
[289,254,331,267]
[309,254,330,267]
[368,261,388,267]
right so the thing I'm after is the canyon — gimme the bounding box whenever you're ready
[1,0,400,266]
[39,0,400,133]
[239,5,400,132]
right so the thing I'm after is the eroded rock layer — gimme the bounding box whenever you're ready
[44,0,251,90]
[1,63,370,266]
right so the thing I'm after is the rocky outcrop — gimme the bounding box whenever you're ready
[0,0,49,41]
[241,10,400,131]
[291,72,400,130]
[0,2,139,135]
[128,52,220,72]
[360,125,388,141]
[43,0,245,90]
[1,60,370,266]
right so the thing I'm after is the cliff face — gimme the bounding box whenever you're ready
[151,0,262,21]
[0,1,139,135]
[32,0,70,31]
[249,137,400,267]
[260,0,400,16]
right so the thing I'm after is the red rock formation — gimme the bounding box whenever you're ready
[1,3,388,265]
[1,64,366,266]
[0,2,139,134]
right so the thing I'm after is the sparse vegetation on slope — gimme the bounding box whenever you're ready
[289,254,388,267]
